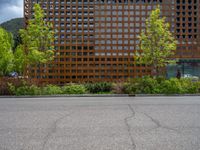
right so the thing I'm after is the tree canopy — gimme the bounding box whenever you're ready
[13,45,25,75]
[137,6,177,76]
[0,27,14,76]
[0,18,23,50]
[19,4,55,75]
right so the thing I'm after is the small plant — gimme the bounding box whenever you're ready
[9,82,41,96]
[85,82,113,93]
[124,77,160,94]
[159,78,182,94]
[7,82,16,95]
[139,77,160,94]
[42,85,62,95]
[62,84,86,94]
[179,78,199,94]
[123,81,138,94]
[112,82,125,94]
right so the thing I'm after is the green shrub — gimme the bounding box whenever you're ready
[123,77,200,94]
[123,80,138,94]
[112,82,125,94]
[7,83,15,95]
[139,77,160,94]
[159,78,183,94]
[7,78,200,96]
[85,82,113,93]
[62,84,86,94]
[124,77,160,94]
[198,82,200,93]
[9,83,41,96]
[179,78,199,94]
[158,78,199,94]
[42,85,63,95]
[156,76,166,84]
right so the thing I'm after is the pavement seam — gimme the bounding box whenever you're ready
[41,113,71,150]
[124,104,137,150]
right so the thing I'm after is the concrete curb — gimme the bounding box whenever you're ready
[135,94,200,97]
[0,94,130,98]
[1,94,200,98]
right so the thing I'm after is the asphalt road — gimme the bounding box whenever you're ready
[0,96,200,150]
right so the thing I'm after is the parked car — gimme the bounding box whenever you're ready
[9,72,18,78]
[183,74,199,81]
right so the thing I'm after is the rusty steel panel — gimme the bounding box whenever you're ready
[24,0,200,84]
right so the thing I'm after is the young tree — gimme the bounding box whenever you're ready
[137,6,177,77]
[0,27,14,76]
[20,3,55,76]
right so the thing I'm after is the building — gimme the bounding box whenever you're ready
[24,0,200,84]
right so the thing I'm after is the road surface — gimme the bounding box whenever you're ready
[0,96,200,150]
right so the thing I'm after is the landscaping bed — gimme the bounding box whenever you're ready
[0,77,200,96]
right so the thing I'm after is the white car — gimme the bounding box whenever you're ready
[183,74,199,81]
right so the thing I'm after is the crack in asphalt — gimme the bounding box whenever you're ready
[124,104,136,150]
[142,112,180,134]
[41,113,71,150]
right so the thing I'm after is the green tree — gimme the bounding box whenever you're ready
[19,4,55,76]
[137,6,177,77]
[13,45,25,75]
[0,27,14,76]
[0,18,23,50]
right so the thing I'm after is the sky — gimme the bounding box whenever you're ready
[0,0,23,23]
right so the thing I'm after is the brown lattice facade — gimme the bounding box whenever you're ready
[24,0,200,84]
